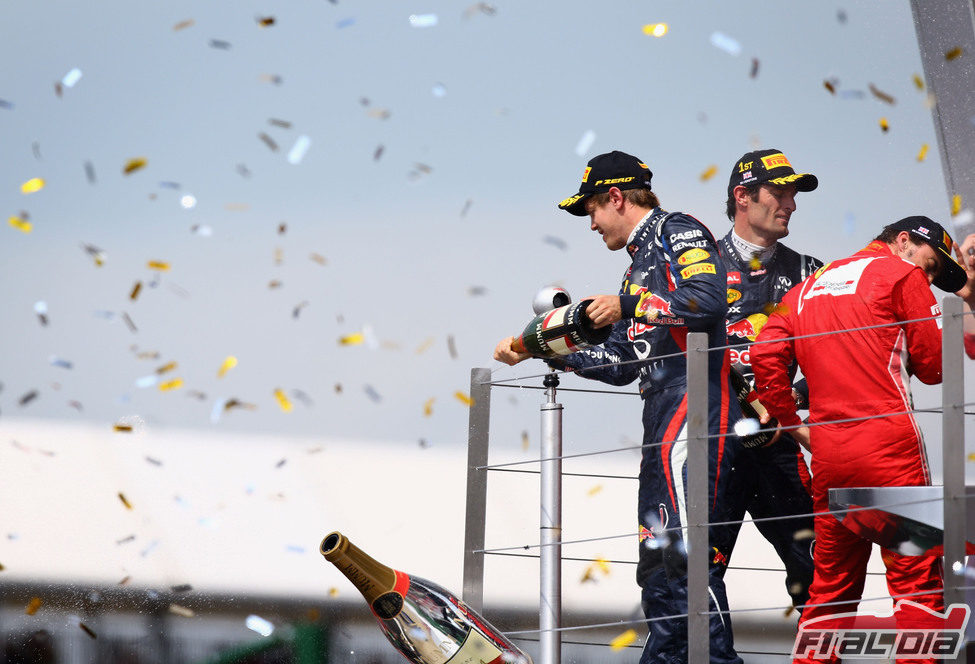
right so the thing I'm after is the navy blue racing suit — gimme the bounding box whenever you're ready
[550,209,745,664]
[718,231,820,610]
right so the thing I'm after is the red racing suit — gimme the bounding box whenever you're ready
[751,241,944,664]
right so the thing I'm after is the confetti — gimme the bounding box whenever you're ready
[467,286,487,296]
[258,132,279,151]
[8,215,32,233]
[309,252,327,265]
[269,118,291,130]
[642,23,668,37]
[79,623,97,639]
[122,312,138,333]
[409,14,438,28]
[118,492,133,510]
[868,83,896,105]
[292,389,312,406]
[0,99,13,110]
[373,144,385,161]
[837,9,848,23]
[156,361,178,374]
[463,3,496,18]
[749,57,760,78]
[292,301,309,318]
[173,19,195,31]
[169,604,194,618]
[256,16,275,27]
[135,374,159,388]
[274,388,293,412]
[447,334,458,359]
[367,108,391,120]
[587,484,604,496]
[147,260,170,271]
[415,337,434,354]
[209,39,232,49]
[25,597,42,615]
[276,458,287,468]
[20,177,45,194]
[116,534,135,545]
[699,165,718,182]
[61,68,83,88]
[19,390,39,406]
[917,143,929,162]
[158,378,184,391]
[432,82,447,97]
[145,456,162,466]
[574,129,596,156]
[364,385,382,402]
[123,158,147,175]
[180,194,196,209]
[823,79,836,95]
[748,255,763,271]
[543,235,568,251]
[287,135,311,164]
[912,73,925,90]
[454,391,473,407]
[423,398,435,416]
[610,629,637,651]
[130,281,142,300]
[521,430,530,450]
[460,198,473,217]
[879,117,889,133]
[112,423,134,432]
[32,141,42,160]
[952,195,962,215]
[246,615,274,637]
[946,46,963,61]
[217,356,237,378]
[48,355,73,369]
[709,31,741,56]
[968,452,975,461]
[328,587,339,598]
[339,332,364,345]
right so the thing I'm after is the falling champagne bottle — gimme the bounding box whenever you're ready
[320,531,532,664]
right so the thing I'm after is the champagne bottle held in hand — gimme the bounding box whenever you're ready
[320,532,532,664]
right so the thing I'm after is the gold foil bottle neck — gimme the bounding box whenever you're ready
[321,531,398,606]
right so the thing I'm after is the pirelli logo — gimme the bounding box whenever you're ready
[680,263,716,279]
[761,153,791,170]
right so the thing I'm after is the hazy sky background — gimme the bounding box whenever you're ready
[1,1,971,473]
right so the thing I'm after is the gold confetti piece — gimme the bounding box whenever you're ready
[642,23,668,37]
[256,16,275,27]
[823,79,836,95]
[422,397,435,417]
[258,132,278,151]
[339,332,364,345]
[8,215,32,233]
[129,281,142,300]
[699,165,718,182]
[268,280,282,289]
[587,484,604,496]
[0,562,5,571]
[594,558,610,574]
[610,629,637,651]
[917,143,929,162]
[454,391,473,407]
[79,623,97,639]
[879,117,889,133]
[173,19,195,31]
[158,378,184,391]
[155,361,178,374]
[217,356,237,378]
[118,492,133,510]
[415,337,435,354]
[309,252,327,265]
[123,158,147,175]
[953,195,962,215]
[521,430,530,450]
[25,597,42,615]
[328,587,339,597]
[274,388,293,412]
[367,108,391,120]
[912,73,925,90]
[118,575,131,585]
[748,256,763,270]
[793,528,815,541]
[113,423,133,433]
[967,452,975,461]
[147,260,170,271]
[868,83,896,105]
[169,604,195,618]
[20,177,45,194]
[946,46,963,61]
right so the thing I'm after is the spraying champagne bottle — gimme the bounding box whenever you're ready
[320,531,532,664]
[510,298,610,358]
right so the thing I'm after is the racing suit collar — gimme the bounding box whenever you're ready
[626,208,658,257]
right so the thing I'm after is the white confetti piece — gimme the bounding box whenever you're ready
[574,129,596,156]
[246,614,274,637]
[287,135,311,165]
[409,14,438,27]
[61,68,83,88]
[709,31,741,56]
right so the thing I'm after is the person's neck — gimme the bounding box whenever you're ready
[731,227,777,264]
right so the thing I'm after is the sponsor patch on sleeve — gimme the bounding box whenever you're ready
[677,248,710,265]
[679,262,717,279]
[932,302,943,329]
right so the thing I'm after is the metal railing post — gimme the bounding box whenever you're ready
[463,368,492,612]
[539,371,563,664]
[941,297,965,614]
[686,332,710,664]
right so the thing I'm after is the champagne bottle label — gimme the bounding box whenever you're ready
[372,570,410,620]
[447,629,503,664]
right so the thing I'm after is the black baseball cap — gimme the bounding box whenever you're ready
[884,216,967,292]
[557,150,653,216]
[727,149,818,198]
